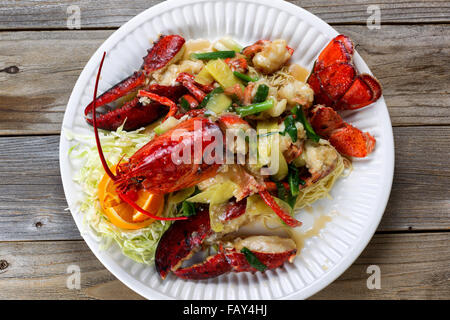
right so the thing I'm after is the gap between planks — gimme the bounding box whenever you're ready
[0,232,448,300]
[0,126,448,242]
[0,25,449,136]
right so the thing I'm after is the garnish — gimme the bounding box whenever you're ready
[292,105,320,142]
[253,84,269,103]
[192,51,236,60]
[233,71,258,83]
[240,247,267,272]
[236,99,274,117]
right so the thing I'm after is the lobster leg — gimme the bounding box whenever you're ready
[176,72,214,102]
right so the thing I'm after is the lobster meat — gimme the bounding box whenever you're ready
[155,203,297,280]
[306,34,382,157]
[85,35,186,131]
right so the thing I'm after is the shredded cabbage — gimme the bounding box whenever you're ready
[65,124,174,265]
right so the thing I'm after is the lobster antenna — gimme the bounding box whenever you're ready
[92,51,117,181]
[92,52,187,222]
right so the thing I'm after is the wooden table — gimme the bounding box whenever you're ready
[0,0,449,300]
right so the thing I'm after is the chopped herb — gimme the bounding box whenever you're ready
[191,51,236,60]
[233,71,258,83]
[287,193,298,209]
[253,84,269,103]
[287,164,301,196]
[241,247,267,272]
[283,115,298,142]
[236,99,274,117]
[180,201,196,217]
[274,180,287,201]
[273,179,298,209]
[292,105,320,142]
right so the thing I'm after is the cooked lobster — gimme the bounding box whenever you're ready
[85,35,187,131]
[155,202,297,280]
[86,33,382,280]
[89,52,301,229]
[307,34,382,157]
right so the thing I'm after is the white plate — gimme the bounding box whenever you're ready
[59,0,394,300]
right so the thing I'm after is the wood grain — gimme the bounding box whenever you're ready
[0,127,448,241]
[0,0,449,30]
[0,25,449,135]
[311,232,450,299]
[0,232,447,299]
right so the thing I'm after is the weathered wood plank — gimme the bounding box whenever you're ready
[0,233,448,299]
[0,240,144,300]
[379,126,450,231]
[0,135,81,241]
[0,30,114,135]
[1,25,448,135]
[0,0,449,30]
[0,127,448,241]
[311,232,450,299]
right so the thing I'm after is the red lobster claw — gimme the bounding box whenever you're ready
[155,202,297,280]
[86,84,187,131]
[173,236,297,280]
[155,206,213,279]
[84,35,186,130]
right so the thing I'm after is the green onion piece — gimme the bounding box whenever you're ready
[274,180,287,202]
[292,105,320,142]
[200,87,224,108]
[240,247,267,272]
[253,84,269,103]
[191,51,236,60]
[236,99,274,117]
[180,97,190,111]
[181,201,196,217]
[283,115,298,142]
[233,71,258,83]
[287,193,298,209]
[287,164,300,196]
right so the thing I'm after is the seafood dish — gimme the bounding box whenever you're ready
[69,34,382,280]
